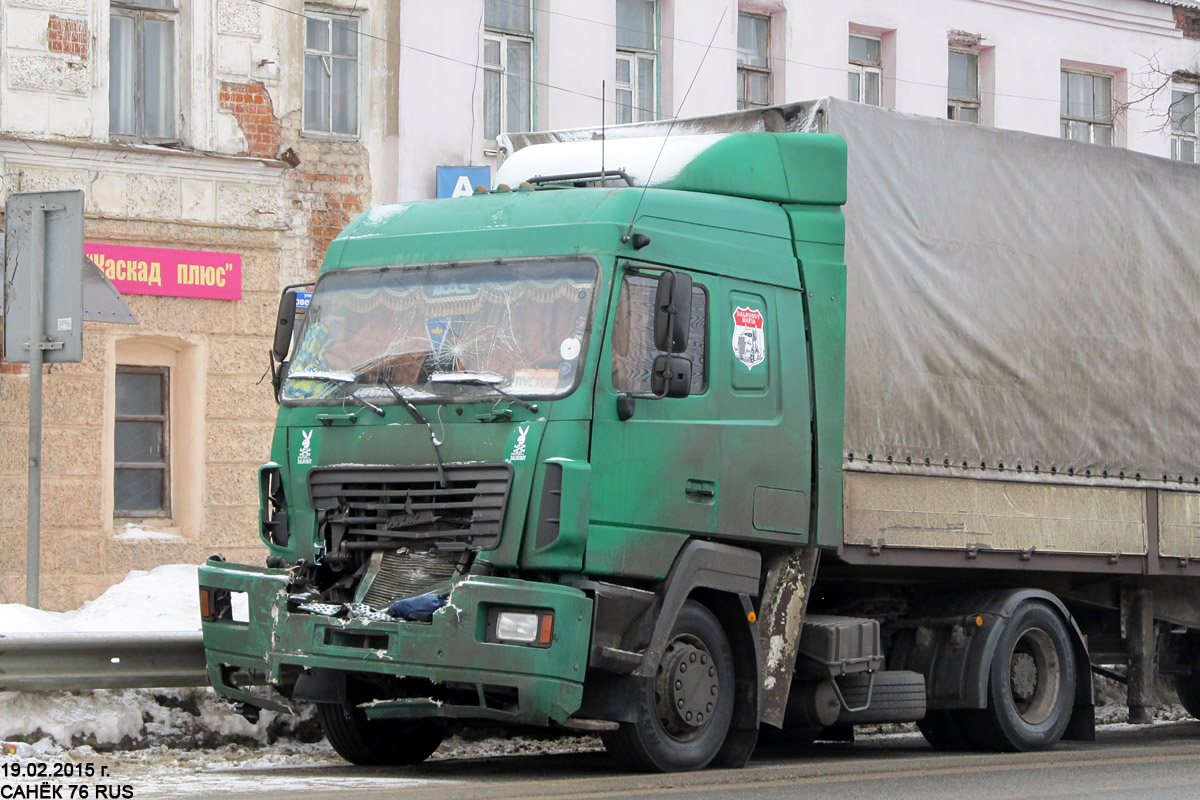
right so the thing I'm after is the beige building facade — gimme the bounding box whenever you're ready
[0,0,394,609]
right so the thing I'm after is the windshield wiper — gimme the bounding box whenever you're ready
[428,372,539,413]
[347,390,385,417]
[380,377,449,488]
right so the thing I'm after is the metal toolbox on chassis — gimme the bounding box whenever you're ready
[795,614,885,677]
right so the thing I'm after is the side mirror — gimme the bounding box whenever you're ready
[653,270,692,354]
[651,354,692,398]
[272,290,299,362]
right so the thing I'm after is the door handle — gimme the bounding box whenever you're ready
[685,479,716,500]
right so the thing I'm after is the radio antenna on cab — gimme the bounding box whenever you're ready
[622,7,728,243]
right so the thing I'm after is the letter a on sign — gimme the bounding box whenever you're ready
[436,166,492,199]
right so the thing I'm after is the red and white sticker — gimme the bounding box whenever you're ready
[732,307,765,369]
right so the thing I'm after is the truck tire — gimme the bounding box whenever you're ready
[972,601,1076,752]
[1175,675,1200,720]
[601,600,735,772]
[917,709,978,751]
[316,691,445,765]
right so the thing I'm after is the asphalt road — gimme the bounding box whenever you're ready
[156,722,1200,800]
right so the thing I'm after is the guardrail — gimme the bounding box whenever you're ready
[0,631,208,691]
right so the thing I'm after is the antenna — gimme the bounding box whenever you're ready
[601,79,607,187]
[622,7,728,243]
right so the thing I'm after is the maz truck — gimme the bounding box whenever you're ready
[198,98,1200,772]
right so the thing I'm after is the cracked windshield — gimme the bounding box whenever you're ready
[282,258,597,403]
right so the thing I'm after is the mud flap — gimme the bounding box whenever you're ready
[757,546,820,728]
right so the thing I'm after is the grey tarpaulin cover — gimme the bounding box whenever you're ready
[502,98,1200,492]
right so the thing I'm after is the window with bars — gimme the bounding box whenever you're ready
[1170,86,1198,163]
[1060,70,1114,146]
[109,0,178,142]
[948,49,980,123]
[304,8,360,137]
[114,367,170,517]
[848,34,882,107]
[483,0,533,148]
[616,0,657,124]
[737,13,771,110]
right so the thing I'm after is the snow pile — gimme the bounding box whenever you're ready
[0,564,278,751]
[0,564,204,633]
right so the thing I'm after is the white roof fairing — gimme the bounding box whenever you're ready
[492,134,730,189]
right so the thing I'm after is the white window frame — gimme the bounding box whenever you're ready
[737,12,772,110]
[1170,83,1198,163]
[1060,69,1114,146]
[483,3,534,151]
[303,7,362,139]
[616,0,658,124]
[947,48,981,123]
[109,0,180,143]
[848,34,882,107]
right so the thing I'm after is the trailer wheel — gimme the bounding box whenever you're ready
[1175,675,1200,720]
[973,601,1076,752]
[601,600,735,772]
[316,690,445,765]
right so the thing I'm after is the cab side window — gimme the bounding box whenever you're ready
[612,273,708,394]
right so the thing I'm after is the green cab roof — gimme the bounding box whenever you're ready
[494,131,847,206]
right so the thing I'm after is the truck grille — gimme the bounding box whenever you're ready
[358,548,464,609]
[309,464,513,551]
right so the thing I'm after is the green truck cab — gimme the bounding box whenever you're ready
[199,131,851,771]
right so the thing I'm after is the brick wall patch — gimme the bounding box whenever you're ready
[1177,8,1200,40]
[219,81,282,159]
[48,15,88,59]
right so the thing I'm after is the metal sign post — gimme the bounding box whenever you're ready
[3,190,85,608]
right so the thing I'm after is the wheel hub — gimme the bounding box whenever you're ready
[1010,652,1038,701]
[655,639,719,737]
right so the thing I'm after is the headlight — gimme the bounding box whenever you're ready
[488,608,555,647]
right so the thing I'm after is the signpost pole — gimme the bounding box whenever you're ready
[25,205,48,608]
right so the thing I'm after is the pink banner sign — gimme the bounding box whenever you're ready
[85,243,242,300]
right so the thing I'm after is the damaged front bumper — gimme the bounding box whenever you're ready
[198,560,593,726]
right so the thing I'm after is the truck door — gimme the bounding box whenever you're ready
[587,263,812,578]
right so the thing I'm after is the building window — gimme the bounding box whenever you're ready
[616,0,657,124]
[484,0,533,148]
[1060,70,1113,146]
[848,34,882,106]
[737,12,771,110]
[114,366,170,517]
[1170,85,1197,163]
[948,49,980,123]
[304,8,360,137]
[612,274,708,395]
[109,0,178,141]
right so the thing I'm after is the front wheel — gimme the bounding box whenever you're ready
[602,600,736,772]
[972,601,1076,752]
[316,683,445,765]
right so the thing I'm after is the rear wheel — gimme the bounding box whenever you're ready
[1175,675,1200,720]
[316,684,445,765]
[917,709,978,751]
[602,600,735,772]
[972,602,1076,752]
